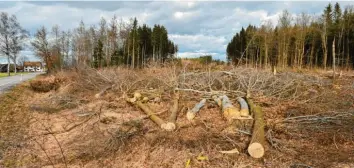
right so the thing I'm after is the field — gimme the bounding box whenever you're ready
[0,64,353,168]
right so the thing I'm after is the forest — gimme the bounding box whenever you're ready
[31,17,178,72]
[0,14,177,74]
[227,3,354,70]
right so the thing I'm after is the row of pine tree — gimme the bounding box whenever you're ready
[227,3,354,70]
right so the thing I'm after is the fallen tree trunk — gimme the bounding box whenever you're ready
[221,95,241,122]
[247,98,265,159]
[161,93,180,131]
[186,99,206,120]
[126,98,166,129]
[212,95,222,107]
[237,97,250,117]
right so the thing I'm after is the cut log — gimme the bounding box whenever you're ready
[126,98,166,129]
[186,99,206,121]
[212,95,222,107]
[161,93,180,131]
[95,84,115,98]
[134,92,142,100]
[142,97,149,103]
[246,99,265,159]
[221,95,240,121]
[237,97,250,117]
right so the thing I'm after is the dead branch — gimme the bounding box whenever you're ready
[282,111,354,125]
[43,113,96,135]
[33,139,56,168]
[34,118,68,167]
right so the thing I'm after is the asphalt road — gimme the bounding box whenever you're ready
[0,72,43,94]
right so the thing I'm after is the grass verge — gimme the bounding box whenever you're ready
[0,72,30,78]
[0,82,32,167]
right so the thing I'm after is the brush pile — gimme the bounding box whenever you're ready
[4,64,353,168]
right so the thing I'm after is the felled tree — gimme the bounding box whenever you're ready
[247,98,265,159]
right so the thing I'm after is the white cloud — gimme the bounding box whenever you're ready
[1,1,353,62]
[174,12,184,19]
[169,34,226,53]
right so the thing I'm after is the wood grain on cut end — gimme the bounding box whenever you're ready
[161,122,176,131]
[248,142,265,158]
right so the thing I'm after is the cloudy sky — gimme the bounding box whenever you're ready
[1,1,354,63]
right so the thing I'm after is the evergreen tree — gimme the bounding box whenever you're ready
[93,39,104,68]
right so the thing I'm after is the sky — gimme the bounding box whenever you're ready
[1,1,354,64]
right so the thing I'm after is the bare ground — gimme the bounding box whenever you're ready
[0,65,353,168]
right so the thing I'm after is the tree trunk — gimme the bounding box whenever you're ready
[346,35,350,70]
[309,39,315,69]
[237,97,250,117]
[264,39,268,68]
[153,45,155,62]
[7,55,10,76]
[126,98,166,129]
[246,98,265,159]
[322,34,328,69]
[162,92,180,131]
[332,38,336,79]
[132,33,135,69]
[186,99,206,121]
[14,59,17,74]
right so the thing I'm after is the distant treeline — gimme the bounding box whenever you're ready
[31,17,178,73]
[182,55,225,65]
[1,12,178,74]
[227,3,354,70]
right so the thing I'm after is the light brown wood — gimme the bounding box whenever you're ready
[168,92,180,123]
[237,97,250,117]
[126,98,166,128]
[246,98,265,158]
[221,95,240,121]
[162,92,180,131]
[186,99,206,120]
[247,142,264,158]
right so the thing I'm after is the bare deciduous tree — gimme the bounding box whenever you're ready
[31,26,51,74]
[0,12,27,76]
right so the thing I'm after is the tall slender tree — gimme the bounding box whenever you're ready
[0,12,27,76]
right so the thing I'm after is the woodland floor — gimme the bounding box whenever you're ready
[0,65,353,168]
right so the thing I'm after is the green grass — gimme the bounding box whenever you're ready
[0,72,29,78]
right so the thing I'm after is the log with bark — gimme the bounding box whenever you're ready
[212,95,222,107]
[221,95,241,122]
[246,98,265,159]
[161,92,180,131]
[126,98,166,128]
[186,99,206,120]
[237,97,250,117]
[126,93,174,130]
[213,95,252,121]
